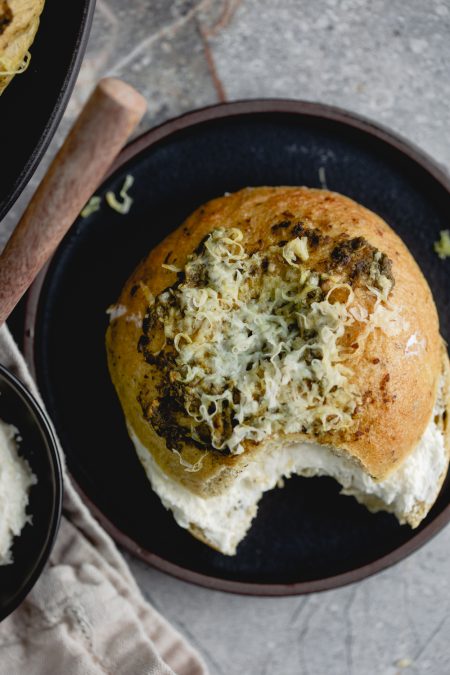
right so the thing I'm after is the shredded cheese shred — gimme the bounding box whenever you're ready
[80,196,101,218]
[434,230,450,260]
[106,175,135,215]
[0,51,31,77]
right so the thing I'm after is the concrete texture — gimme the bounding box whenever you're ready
[1,1,450,673]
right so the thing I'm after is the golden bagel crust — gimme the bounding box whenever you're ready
[0,0,45,95]
[106,187,442,495]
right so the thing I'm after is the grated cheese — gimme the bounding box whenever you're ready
[0,50,31,77]
[80,195,101,218]
[145,228,396,455]
[173,449,208,473]
[106,175,134,215]
[282,236,309,265]
[434,229,450,260]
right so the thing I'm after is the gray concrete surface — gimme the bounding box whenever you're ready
[2,1,450,673]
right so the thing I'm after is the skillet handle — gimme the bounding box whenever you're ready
[0,78,147,326]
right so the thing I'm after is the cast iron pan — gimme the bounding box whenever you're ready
[26,100,450,595]
[0,364,62,621]
[0,0,95,220]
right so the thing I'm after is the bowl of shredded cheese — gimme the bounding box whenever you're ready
[0,363,62,622]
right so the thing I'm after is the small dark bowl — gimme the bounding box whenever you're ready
[0,364,62,622]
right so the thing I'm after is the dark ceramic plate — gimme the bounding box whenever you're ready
[0,0,95,220]
[0,364,62,621]
[26,101,450,595]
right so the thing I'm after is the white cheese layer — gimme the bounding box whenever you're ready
[130,387,447,556]
[0,420,36,565]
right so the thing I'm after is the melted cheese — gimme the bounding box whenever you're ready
[151,228,396,454]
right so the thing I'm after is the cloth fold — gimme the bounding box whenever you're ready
[0,325,208,675]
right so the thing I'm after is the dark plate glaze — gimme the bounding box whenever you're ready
[0,0,95,220]
[26,100,450,595]
[0,364,62,621]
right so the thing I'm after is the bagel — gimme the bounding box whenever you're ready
[106,187,450,554]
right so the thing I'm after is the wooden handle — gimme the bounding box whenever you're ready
[0,77,147,325]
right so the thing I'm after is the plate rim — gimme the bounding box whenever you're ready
[0,0,96,221]
[0,363,63,621]
[24,98,450,596]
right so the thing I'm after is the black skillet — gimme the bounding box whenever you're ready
[0,0,95,221]
[26,100,450,595]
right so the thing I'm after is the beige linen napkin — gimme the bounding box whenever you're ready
[0,325,208,675]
